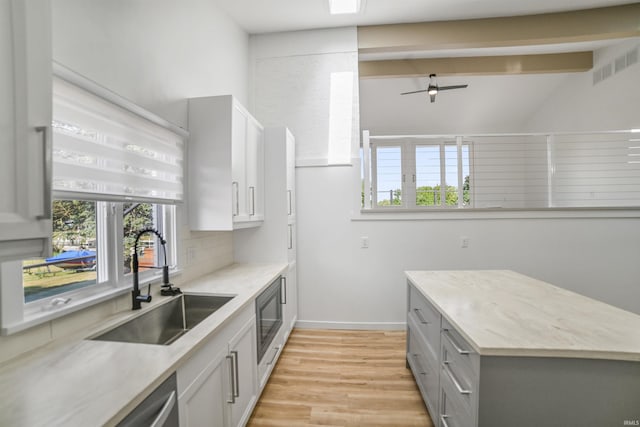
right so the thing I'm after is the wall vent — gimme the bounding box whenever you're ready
[592,68,603,85]
[615,55,627,73]
[593,45,639,86]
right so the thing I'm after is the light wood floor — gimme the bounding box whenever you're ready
[247,329,434,427]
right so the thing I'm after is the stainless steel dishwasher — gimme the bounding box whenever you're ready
[117,373,179,427]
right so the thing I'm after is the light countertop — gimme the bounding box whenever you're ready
[0,262,287,427]
[406,270,640,361]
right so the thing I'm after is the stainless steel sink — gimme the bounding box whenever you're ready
[92,294,234,345]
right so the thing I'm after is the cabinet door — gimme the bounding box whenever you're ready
[287,222,296,263]
[245,118,264,220]
[227,317,258,427]
[231,102,248,222]
[286,130,295,220]
[179,347,229,427]
[282,265,297,339]
[0,0,52,261]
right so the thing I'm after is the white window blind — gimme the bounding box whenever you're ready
[52,76,184,203]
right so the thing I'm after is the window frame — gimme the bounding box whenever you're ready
[371,142,405,207]
[366,137,473,210]
[1,199,179,334]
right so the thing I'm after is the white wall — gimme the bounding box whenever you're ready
[525,39,640,132]
[53,0,250,128]
[250,27,360,165]
[299,164,640,325]
[359,73,571,135]
[52,0,249,283]
[0,0,245,363]
[252,31,640,330]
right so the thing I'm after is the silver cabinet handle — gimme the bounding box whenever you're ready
[443,362,472,395]
[288,224,293,249]
[442,329,469,355]
[412,353,427,375]
[231,350,240,398]
[267,346,280,365]
[414,308,429,324]
[226,354,236,403]
[149,391,176,427]
[280,276,287,304]
[36,126,51,220]
[232,182,239,216]
[249,186,255,216]
[440,415,451,427]
[287,189,292,215]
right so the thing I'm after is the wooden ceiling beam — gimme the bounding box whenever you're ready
[357,4,640,54]
[359,51,594,79]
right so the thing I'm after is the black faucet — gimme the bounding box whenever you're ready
[131,228,181,310]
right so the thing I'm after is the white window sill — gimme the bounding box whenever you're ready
[353,207,640,221]
[1,268,183,336]
[2,286,130,336]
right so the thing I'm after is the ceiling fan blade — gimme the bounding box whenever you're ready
[400,89,428,95]
[430,93,436,103]
[437,84,468,91]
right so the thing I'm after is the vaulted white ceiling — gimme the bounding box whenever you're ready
[217,0,638,134]
[214,0,637,34]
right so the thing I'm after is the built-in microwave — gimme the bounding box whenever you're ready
[255,276,284,363]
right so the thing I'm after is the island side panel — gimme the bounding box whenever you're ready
[477,356,640,427]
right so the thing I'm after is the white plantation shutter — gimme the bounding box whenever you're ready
[52,74,185,203]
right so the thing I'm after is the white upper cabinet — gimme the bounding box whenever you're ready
[0,0,52,261]
[234,127,297,264]
[285,128,296,222]
[188,95,264,230]
[245,115,264,221]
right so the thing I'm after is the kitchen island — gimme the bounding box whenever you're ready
[405,270,640,427]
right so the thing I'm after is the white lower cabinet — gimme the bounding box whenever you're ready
[257,326,283,391]
[178,347,228,427]
[227,317,258,427]
[282,264,297,342]
[177,305,257,427]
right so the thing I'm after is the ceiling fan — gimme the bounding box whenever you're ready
[400,74,468,103]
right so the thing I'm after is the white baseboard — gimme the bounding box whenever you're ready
[294,320,406,331]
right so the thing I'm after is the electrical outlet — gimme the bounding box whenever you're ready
[361,236,369,249]
[460,236,469,248]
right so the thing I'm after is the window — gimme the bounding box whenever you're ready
[0,64,186,334]
[363,130,640,211]
[366,138,471,209]
[373,145,402,206]
[22,201,175,305]
[24,200,98,303]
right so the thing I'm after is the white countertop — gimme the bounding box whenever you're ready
[406,270,640,362]
[0,262,287,427]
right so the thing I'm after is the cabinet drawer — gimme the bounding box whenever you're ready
[441,319,478,375]
[439,367,474,427]
[440,319,479,418]
[407,323,439,418]
[258,331,283,390]
[408,283,441,361]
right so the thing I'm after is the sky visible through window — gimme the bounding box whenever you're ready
[376,144,469,204]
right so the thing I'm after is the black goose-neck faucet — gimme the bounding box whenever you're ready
[131,228,181,310]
